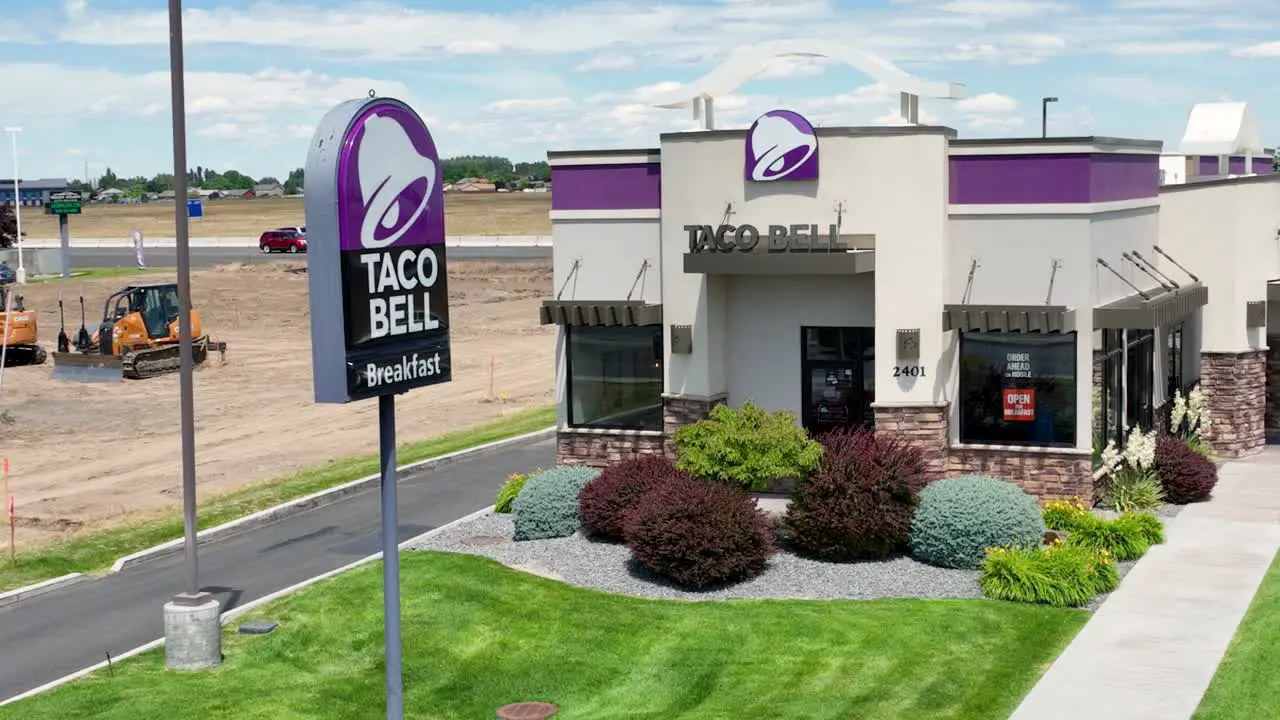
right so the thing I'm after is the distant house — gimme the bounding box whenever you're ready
[253,182,285,198]
[452,178,497,193]
[95,188,127,203]
[158,190,177,200]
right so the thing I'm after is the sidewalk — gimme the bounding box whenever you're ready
[1009,449,1280,719]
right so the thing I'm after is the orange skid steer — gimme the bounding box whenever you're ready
[51,282,226,382]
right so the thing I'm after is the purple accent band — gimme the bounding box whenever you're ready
[950,153,1158,204]
[337,100,444,251]
[1253,157,1274,174]
[551,163,660,211]
[1198,155,1274,176]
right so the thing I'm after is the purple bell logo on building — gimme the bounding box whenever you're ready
[745,110,819,182]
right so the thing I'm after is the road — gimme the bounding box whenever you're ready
[0,436,554,703]
[67,246,551,270]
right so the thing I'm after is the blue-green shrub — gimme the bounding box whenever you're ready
[909,475,1045,569]
[512,466,601,541]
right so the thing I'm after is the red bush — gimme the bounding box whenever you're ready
[1155,436,1217,504]
[577,455,687,541]
[784,427,928,561]
[623,476,774,589]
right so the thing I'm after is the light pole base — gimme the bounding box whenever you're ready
[14,266,25,284]
[164,596,222,670]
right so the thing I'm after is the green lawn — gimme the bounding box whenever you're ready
[0,552,1089,720]
[0,406,553,593]
[32,267,174,283]
[1194,548,1280,719]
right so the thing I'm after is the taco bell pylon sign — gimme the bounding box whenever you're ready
[745,109,819,182]
[304,96,452,403]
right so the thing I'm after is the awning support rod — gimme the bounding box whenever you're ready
[1097,258,1150,300]
[556,259,579,300]
[1152,245,1200,283]
[1129,250,1179,289]
[626,259,651,301]
[1122,252,1172,292]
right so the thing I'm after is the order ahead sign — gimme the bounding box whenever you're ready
[304,96,453,403]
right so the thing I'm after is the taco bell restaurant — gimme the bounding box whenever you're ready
[540,107,1280,504]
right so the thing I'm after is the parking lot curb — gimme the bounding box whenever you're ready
[109,426,554,573]
[0,573,90,611]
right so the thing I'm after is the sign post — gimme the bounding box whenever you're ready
[304,94,452,720]
[47,191,82,279]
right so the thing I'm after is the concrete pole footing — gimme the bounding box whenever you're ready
[163,598,222,670]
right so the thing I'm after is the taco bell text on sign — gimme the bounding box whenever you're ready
[304,96,452,403]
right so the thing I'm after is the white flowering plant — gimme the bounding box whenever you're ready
[1098,425,1165,512]
[1168,384,1212,458]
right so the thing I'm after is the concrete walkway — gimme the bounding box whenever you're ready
[1009,449,1280,720]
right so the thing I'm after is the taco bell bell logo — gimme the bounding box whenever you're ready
[745,110,819,182]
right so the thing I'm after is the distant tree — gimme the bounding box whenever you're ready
[67,179,93,194]
[283,167,304,195]
[98,167,121,190]
[257,176,280,186]
[442,155,516,184]
[0,203,18,249]
[147,173,174,194]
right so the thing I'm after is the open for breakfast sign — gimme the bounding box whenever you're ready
[1002,389,1036,422]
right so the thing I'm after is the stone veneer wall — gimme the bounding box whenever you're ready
[874,403,1097,505]
[872,404,949,481]
[1200,350,1266,458]
[948,447,1095,503]
[1091,350,1103,440]
[555,393,727,466]
[1267,338,1280,440]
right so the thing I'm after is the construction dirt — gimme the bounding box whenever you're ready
[0,260,554,550]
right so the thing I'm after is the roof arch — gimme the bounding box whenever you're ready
[1177,101,1263,156]
[647,38,966,129]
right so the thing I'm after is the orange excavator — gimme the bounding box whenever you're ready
[51,281,226,382]
[0,282,46,367]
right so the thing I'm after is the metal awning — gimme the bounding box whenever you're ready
[1094,282,1208,330]
[942,305,1076,333]
[684,249,875,275]
[538,300,662,327]
[1267,280,1280,302]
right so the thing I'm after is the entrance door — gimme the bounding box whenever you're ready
[801,326,875,435]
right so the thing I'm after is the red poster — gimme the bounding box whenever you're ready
[1002,389,1036,422]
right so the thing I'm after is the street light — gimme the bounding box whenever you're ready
[3,127,23,284]
[1041,97,1058,139]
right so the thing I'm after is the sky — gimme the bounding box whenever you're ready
[0,0,1276,182]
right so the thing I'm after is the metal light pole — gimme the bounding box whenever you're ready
[3,128,23,284]
[162,0,220,671]
[1041,97,1058,139]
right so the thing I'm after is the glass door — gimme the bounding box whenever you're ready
[801,327,874,435]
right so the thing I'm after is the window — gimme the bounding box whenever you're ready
[800,327,874,433]
[1126,329,1155,431]
[1167,323,1184,399]
[565,325,663,431]
[958,332,1077,447]
[1100,330,1124,450]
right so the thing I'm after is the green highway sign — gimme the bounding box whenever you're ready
[47,192,82,215]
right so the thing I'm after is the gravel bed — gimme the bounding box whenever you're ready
[408,511,984,602]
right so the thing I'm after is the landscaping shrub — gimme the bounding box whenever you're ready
[511,466,601,541]
[578,455,687,541]
[1100,470,1166,513]
[494,470,535,514]
[784,427,927,561]
[909,475,1045,570]
[624,475,774,589]
[980,542,1119,608]
[1154,436,1218,504]
[1064,512,1164,561]
[673,402,823,492]
[1041,498,1093,532]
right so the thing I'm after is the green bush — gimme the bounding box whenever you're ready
[1042,498,1093,532]
[980,542,1119,607]
[908,475,1045,570]
[512,466,601,541]
[494,470,536,514]
[1064,512,1164,561]
[1100,468,1166,513]
[673,402,823,492]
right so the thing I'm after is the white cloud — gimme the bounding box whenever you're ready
[1111,40,1223,54]
[938,0,1071,17]
[1233,41,1280,58]
[954,92,1024,130]
[486,98,575,113]
[576,54,637,73]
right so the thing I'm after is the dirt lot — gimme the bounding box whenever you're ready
[22,193,552,239]
[0,260,554,549]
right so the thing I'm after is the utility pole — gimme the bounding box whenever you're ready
[1041,96,1059,139]
[4,128,24,284]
